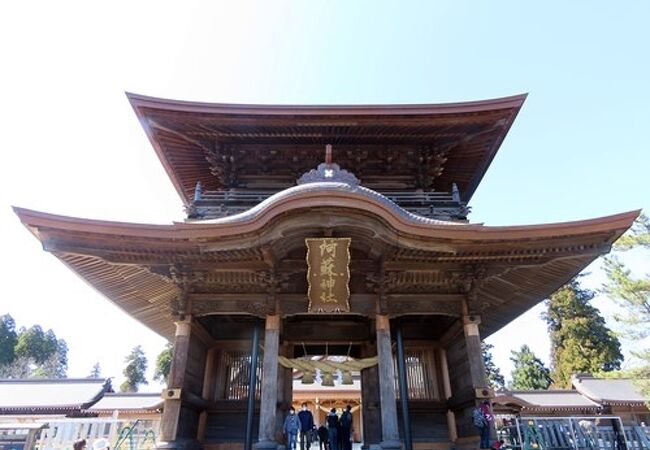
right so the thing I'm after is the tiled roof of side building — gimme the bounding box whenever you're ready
[497,390,600,409]
[573,374,647,405]
[88,392,163,412]
[0,378,111,412]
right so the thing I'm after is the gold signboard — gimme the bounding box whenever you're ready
[306,238,351,313]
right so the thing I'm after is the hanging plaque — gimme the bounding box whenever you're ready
[306,238,351,313]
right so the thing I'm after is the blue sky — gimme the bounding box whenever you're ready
[0,1,648,387]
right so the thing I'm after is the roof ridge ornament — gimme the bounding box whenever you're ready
[297,144,360,186]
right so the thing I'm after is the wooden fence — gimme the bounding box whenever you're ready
[499,417,650,450]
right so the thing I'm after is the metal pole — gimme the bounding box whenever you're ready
[515,418,523,450]
[395,320,412,450]
[245,321,261,450]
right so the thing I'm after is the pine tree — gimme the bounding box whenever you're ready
[509,345,552,390]
[544,278,623,388]
[14,326,59,364]
[602,214,650,343]
[601,214,650,395]
[3,323,68,378]
[0,314,18,366]
[89,362,101,378]
[482,341,505,390]
[153,342,173,384]
[120,345,148,392]
[31,339,68,378]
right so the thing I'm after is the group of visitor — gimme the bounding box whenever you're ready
[284,403,354,450]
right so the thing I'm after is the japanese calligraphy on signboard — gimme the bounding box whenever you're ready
[306,238,351,313]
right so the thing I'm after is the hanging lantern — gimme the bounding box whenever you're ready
[341,370,353,385]
[302,369,315,384]
[321,371,335,386]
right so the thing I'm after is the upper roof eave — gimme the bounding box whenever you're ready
[126,92,528,206]
[126,92,528,116]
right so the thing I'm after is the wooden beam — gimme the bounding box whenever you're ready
[439,320,463,347]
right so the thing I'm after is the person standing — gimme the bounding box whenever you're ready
[284,406,301,450]
[318,424,329,450]
[480,400,494,446]
[298,402,315,450]
[339,405,353,450]
[326,408,339,450]
[472,404,489,449]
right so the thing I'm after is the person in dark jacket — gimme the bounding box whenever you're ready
[298,402,315,450]
[339,405,353,450]
[326,408,339,450]
[318,424,329,450]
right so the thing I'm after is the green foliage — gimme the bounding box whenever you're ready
[601,213,650,399]
[602,256,650,341]
[481,341,505,390]
[0,320,67,378]
[509,345,552,390]
[153,342,173,384]
[31,341,68,378]
[544,279,623,388]
[0,356,32,378]
[612,213,650,250]
[15,326,59,364]
[0,314,18,366]
[120,345,148,392]
[89,362,101,378]
[602,214,650,347]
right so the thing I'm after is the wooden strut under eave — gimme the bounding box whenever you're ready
[325,144,332,165]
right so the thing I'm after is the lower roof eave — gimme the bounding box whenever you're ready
[12,204,640,339]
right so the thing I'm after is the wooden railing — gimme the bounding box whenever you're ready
[188,188,469,221]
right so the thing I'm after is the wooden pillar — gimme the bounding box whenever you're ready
[445,314,492,449]
[463,315,487,389]
[197,347,217,443]
[438,348,457,442]
[361,342,381,449]
[245,322,261,450]
[375,314,400,450]
[276,342,293,434]
[158,320,201,449]
[463,314,497,444]
[395,321,412,450]
[255,314,280,450]
[315,399,322,426]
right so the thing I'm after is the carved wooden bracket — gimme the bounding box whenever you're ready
[205,142,239,188]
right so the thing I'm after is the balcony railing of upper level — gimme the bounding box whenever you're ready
[186,185,469,222]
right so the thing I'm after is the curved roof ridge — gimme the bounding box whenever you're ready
[12,204,640,241]
[126,92,528,115]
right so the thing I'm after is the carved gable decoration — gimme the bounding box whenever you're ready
[306,238,351,313]
[297,162,360,186]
